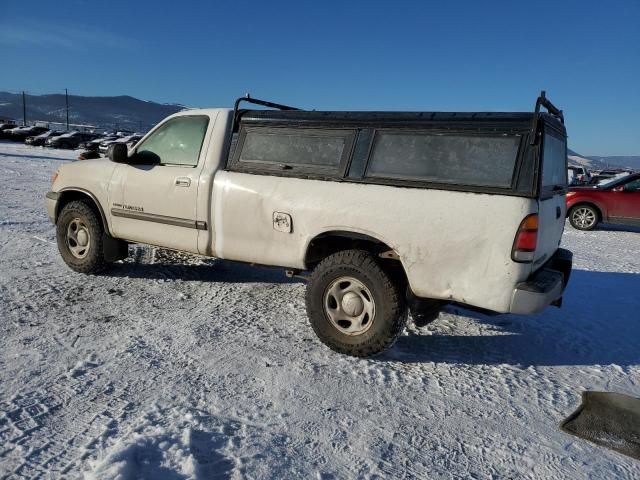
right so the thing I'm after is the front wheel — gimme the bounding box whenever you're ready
[56,200,107,273]
[569,204,599,230]
[305,249,407,357]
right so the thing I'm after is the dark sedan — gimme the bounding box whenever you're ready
[80,135,118,151]
[566,173,640,230]
[26,130,64,146]
[45,131,99,149]
[10,126,49,142]
[0,124,20,139]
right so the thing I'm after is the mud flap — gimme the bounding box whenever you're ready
[103,234,128,262]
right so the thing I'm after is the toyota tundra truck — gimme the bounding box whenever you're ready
[46,92,573,357]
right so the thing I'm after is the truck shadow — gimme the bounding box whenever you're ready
[107,257,302,285]
[385,269,640,367]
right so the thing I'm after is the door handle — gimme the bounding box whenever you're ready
[175,177,191,187]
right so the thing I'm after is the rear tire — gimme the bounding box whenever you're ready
[569,204,599,230]
[56,200,107,273]
[305,249,407,357]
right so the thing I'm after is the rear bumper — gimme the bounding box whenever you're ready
[509,248,572,314]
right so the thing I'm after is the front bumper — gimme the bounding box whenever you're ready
[509,248,573,314]
[45,191,58,223]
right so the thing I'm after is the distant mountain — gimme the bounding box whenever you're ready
[586,155,640,170]
[0,92,186,132]
[567,149,640,171]
[567,149,609,170]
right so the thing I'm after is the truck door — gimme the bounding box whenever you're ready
[534,128,567,269]
[109,115,211,253]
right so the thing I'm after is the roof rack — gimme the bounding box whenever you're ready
[231,94,300,134]
[530,90,563,145]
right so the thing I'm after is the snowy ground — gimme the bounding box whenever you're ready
[0,141,639,479]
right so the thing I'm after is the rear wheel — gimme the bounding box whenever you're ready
[56,200,107,273]
[305,249,407,357]
[569,204,599,230]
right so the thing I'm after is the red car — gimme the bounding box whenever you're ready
[566,173,640,230]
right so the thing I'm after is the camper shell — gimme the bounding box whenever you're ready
[228,96,567,201]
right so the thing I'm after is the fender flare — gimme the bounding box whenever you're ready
[56,187,111,235]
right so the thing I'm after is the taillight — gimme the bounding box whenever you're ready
[512,214,538,263]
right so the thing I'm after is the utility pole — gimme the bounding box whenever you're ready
[65,88,69,131]
[22,91,26,126]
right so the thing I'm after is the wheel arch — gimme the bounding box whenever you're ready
[55,188,111,235]
[304,230,409,288]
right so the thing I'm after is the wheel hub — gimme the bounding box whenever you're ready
[573,207,595,228]
[67,218,91,259]
[76,229,89,247]
[323,276,376,336]
[341,292,364,317]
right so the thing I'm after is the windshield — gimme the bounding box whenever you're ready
[598,172,632,188]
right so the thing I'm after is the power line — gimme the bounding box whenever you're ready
[65,88,69,131]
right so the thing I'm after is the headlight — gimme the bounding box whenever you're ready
[51,171,59,185]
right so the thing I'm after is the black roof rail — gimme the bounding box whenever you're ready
[231,94,301,134]
[530,90,563,145]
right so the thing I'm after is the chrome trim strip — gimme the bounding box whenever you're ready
[111,208,207,230]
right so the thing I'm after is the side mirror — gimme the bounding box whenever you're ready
[108,143,128,163]
[613,186,624,192]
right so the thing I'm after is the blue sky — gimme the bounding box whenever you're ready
[1,0,638,155]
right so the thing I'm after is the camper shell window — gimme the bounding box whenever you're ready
[365,131,522,188]
[230,126,355,175]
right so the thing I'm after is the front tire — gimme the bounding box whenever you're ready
[305,249,407,357]
[56,200,107,273]
[569,204,599,230]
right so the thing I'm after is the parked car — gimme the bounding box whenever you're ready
[0,125,22,139]
[567,166,590,185]
[0,121,18,136]
[566,173,640,230]
[9,126,49,142]
[26,130,65,146]
[80,135,119,151]
[46,92,572,357]
[98,134,142,154]
[46,131,98,149]
[588,169,633,185]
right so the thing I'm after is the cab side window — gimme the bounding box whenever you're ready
[623,179,640,192]
[136,116,209,166]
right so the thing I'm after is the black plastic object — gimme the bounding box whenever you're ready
[561,391,640,460]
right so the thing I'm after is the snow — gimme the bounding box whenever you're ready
[1,140,639,479]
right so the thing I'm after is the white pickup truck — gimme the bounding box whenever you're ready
[46,93,572,357]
